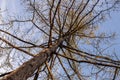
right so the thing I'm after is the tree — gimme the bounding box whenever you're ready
[0,0,120,80]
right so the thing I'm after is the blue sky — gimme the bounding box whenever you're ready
[0,0,23,18]
[100,11,120,51]
[100,11,120,37]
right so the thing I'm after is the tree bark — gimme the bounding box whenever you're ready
[3,38,63,80]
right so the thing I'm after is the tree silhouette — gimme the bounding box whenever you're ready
[0,0,120,80]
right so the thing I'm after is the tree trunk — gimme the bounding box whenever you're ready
[3,38,63,80]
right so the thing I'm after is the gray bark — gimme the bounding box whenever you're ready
[2,38,63,80]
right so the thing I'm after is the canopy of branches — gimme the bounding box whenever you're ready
[0,0,120,80]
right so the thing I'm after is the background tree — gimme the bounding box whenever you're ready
[0,0,120,80]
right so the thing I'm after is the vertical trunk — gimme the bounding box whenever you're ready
[3,38,64,80]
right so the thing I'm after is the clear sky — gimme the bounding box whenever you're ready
[0,0,23,18]
[100,11,120,38]
[100,11,120,56]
